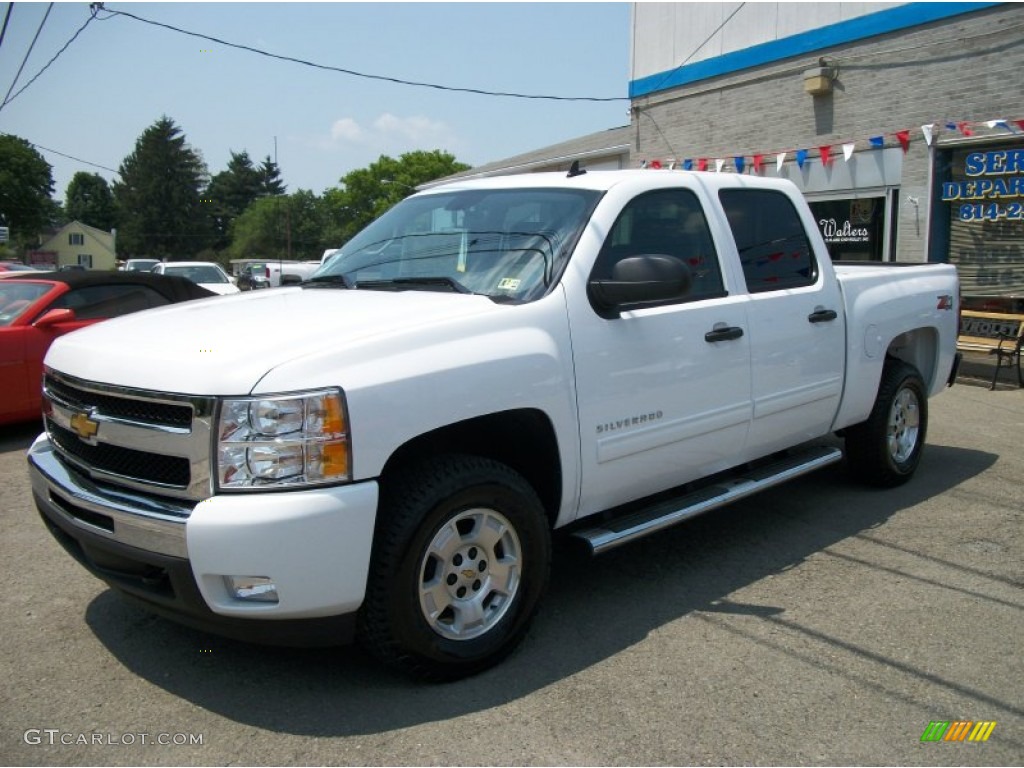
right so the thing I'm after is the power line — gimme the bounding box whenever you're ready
[1,132,119,174]
[1,3,98,111]
[0,3,15,52]
[1,2,53,108]
[98,5,628,103]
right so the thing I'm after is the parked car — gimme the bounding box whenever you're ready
[236,263,270,291]
[151,261,240,295]
[0,262,43,274]
[0,271,214,425]
[124,258,161,272]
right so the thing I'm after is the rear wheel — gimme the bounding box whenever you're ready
[358,454,551,681]
[845,360,928,487]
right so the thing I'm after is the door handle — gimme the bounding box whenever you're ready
[808,309,838,323]
[705,326,744,343]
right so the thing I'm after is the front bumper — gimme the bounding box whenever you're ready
[28,434,379,646]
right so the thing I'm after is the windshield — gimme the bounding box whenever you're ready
[165,265,229,283]
[314,187,600,301]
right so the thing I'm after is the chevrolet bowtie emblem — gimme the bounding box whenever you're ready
[70,411,99,440]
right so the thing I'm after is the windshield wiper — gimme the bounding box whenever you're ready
[355,277,473,294]
[306,274,355,289]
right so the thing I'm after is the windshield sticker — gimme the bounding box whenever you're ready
[497,278,521,291]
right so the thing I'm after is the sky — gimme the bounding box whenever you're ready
[0,1,632,201]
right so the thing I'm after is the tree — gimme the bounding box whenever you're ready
[112,116,211,258]
[321,150,469,247]
[65,172,117,231]
[0,134,56,251]
[228,189,325,261]
[205,150,263,250]
[258,155,286,196]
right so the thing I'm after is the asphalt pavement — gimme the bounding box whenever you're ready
[1,375,1021,766]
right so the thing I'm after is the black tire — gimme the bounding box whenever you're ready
[358,454,551,681]
[845,360,928,488]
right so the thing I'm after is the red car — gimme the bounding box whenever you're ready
[0,271,214,425]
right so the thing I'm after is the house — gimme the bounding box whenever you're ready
[30,221,117,271]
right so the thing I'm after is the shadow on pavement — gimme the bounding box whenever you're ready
[84,441,998,737]
[0,420,43,453]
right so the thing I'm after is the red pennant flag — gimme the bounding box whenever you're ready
[1015,120,1024,132]
[697,158,708,172]
[752,154,764,174]
[819,145,832,166]
[650,159,662,169]
[957,121,974,137]
[895,130,910,152]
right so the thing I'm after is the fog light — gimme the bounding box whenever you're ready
[225,576,279,603]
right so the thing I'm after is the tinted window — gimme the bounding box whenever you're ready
[0,283,51,326]
[719,189,818,292]
[592,189,724,301]
[50,284,171,320]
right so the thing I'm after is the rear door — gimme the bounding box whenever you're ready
[717,187,846,458]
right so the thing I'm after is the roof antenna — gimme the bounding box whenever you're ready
[567,160,587,178]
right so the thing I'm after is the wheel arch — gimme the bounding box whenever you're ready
[885,326,939,391]
[378,408,563,528]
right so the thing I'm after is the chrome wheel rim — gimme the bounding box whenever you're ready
[888,387,920,464]
[418,508,522,641]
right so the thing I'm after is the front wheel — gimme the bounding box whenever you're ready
[845,360,928,488]
[358,455,551,681]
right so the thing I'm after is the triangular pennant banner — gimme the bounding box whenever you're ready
[895,130,910,153]
[776,152,787,173]
[842,142,856,162]
[752,154,764,174]
[650,159,662,169]
[957,121,974,136]
[734,156,745,174]
[796,149,808,168]
[1015,120,1024,132]
[921,124,934,146]
[819,146,832,166]
[697,158,708,172]
[869,136,884,149]
[683,159,694,171]
[715,158,726,173]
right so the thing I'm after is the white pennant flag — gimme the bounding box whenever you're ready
[842,142,856,162]
[985,119,1001,129]
[776,152,787,173]
[921,124,934,146]
[715,158,726,173]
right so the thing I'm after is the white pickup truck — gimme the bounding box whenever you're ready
[28,169,960,680]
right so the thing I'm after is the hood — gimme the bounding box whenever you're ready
[45,287,501,394]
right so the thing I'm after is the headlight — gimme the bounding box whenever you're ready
[216,389,350,490]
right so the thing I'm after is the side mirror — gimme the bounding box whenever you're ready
[588,255,692,317]
[33,308,76,328]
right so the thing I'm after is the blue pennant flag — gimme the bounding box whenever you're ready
[796,149,808,168]
[734,156,745,174]
[683,159,693,171]
[869,136,885,148]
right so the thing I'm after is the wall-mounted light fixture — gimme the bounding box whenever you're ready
[804,57,838,96]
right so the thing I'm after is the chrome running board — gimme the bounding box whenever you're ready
[573,445,843,554]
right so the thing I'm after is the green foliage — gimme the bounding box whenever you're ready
[322,150,470,247]
[0,134,56,251]
[112,116,212,258]
[65,172,117,231]
[228,189,325,261]
[206,151,263,250]
[258,155,287,196]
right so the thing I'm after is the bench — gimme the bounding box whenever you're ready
[957,310,1024,390]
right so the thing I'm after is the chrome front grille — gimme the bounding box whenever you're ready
[43,370,217,502]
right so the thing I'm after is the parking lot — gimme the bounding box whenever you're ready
[2,377,1021,766]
